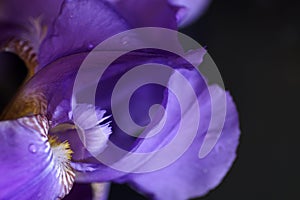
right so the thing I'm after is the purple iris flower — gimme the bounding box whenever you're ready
[0,0,240,200]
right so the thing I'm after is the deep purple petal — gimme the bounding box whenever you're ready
[39,0,130,69]
[0,116,71,199]
[106,0,178,29]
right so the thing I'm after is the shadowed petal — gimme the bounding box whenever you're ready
[0,0,62,24]
[106,0,178,29]
[0,0,63,44]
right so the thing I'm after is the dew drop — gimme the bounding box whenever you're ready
[69,13,74,18]
[88,44,94,50]
[121,36,129,45]
[28,144,37,153]
[216,144,223,153]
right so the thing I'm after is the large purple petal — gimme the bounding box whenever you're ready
[38,0,130,69]
[105,0,178,29]
[0,115,73,199]
[113,69,240,199]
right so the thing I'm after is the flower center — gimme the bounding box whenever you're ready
[0,17,48,120]
[0,39,47,120]
[1,17,47,80]
[48,136,75,199]
[20,115,76,199]
[0,90,48,120]
[2,39,38,79]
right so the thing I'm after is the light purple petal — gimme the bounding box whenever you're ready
[0,115,73,199]
[113,69,240,199]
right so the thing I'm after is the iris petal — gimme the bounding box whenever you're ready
[114,69,240,200]
[38,0,130,69]
[0,115,74,199]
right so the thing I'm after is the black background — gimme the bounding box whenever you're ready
[0,0,298,199]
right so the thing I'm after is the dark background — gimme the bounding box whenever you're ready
[110,0,299,199]
[0,0,298,199]
[183,0,299,199]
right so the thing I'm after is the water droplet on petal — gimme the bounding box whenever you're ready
[121,36,129,45]
[28,144,37,153]
[88,44,94,50]
[216,144,223,153]
[69,13,74,18]
[202,168,208,174]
